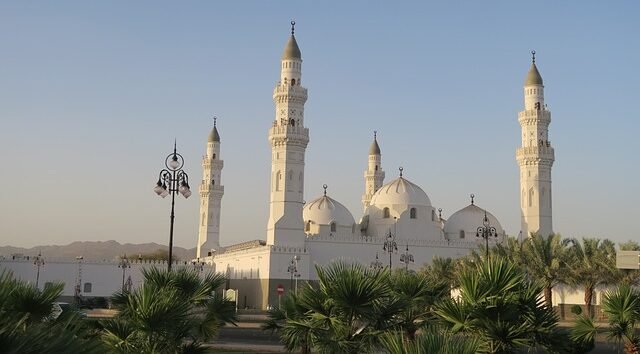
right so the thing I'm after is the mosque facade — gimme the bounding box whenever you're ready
[194,24,555,309]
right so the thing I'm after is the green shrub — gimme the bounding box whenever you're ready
[571,305,583,315]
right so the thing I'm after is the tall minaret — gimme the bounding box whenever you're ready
[362,131,385,211]
[516,51,555,238]
[197,118,224,257]
[266,22,309,247]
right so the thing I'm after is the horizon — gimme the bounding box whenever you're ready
[1,2,638,249]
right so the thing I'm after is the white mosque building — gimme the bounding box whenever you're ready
[194,23,554,309]
[1,23,559,310]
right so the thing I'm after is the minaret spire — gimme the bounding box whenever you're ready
[516,52,554,238]
[267,23,309,246]
[197,116,225,257]
[362,131,385,211]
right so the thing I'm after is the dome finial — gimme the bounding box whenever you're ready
[291,20,296,35]
[399,166,404,178]
[213,115,217,127]
[322,184,328,196]
[374,130,377,140]
[531,50,536,64]
[438,208,443,220]
[470,193,475,205]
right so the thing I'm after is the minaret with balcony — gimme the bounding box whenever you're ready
[362,131,385,211]
[197,118,224,257]
[266,22,310,247]
[516,51,555,238]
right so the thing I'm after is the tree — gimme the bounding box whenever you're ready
[101,267,236,353]
[380,330,482,354]
[566,237,619,318]
[421,256,459,290]
[433,257,568,353]
[0,270,103,353]
[520,233,571,307]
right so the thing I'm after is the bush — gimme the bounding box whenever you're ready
[571,305,583,315]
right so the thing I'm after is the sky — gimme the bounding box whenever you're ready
[0,1,638,250]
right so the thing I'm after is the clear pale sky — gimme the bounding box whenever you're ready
[1,1,638,249]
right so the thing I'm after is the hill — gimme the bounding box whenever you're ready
[0,240,196,261]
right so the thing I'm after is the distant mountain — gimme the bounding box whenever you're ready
[0,240,196,261]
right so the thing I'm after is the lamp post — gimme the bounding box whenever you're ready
[370,252,383,270]
[33,251,44,288]
[399,244,414,270]
[153,142,191,272]
[383,230,398,268]
[117,254,131,291]
[476,209,498,259]
[287,255,300,293]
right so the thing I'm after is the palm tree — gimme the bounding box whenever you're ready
[387,269,449,339]
[421,256,459,290]
[601,284,640,353]
[102,267,236,353]
[380,330,482,354]
[0,270,103,353]
[566,237,619,318]
[520,233,571,307]
[433,257,568,353]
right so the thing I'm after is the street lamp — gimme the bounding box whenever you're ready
[370,252,383,270]
[154,142,191,271]
[383,230,398,268]
[33,251,44,288]
[117,254,131,291]
[399,244,414,270]
[287,255,300,293]
[476,209,498,259]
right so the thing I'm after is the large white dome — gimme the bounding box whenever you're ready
[370,176,431,207]
[444,203,504,237]
[303,194,355,227]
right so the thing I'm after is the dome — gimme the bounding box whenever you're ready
[525,63,543,86]
[208,126,220,143]
[282,35,302,60]
[370,176,431,207]
[303,194,355,227]
[444,203,504,236]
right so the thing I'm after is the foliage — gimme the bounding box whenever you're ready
[433,257,568,354]
[520,233,572,307]
[102,267,236,354]
[380,330,482,354]
[136,249,173,261]
[571,304,583,316]
[566,237,619,318]
[0,270,104,353]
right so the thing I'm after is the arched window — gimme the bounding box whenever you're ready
[211,179,215,186]
[83,283,92,293]
[410,208,417,219]
[305,221,311,232]
[275,171,281,191]
[290,119,295,126]
[330,222,336,232]
[528,187,534,207]
[298,172,303,192]
[431,209,435,221]
[212,153,216,159]
[459,230,465,239]
[201,213,206,226]
[383,207,390,218]
[291,78,296,86]
[375,165,378,171]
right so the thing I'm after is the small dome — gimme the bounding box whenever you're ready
[525,63,543,86]
[444,203,504,236]
[370,176,431,207]
[208,126,220,142]
[282,35,302,60]
[303,194,355,227]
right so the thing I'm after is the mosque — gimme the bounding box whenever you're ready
[195,22,556,309]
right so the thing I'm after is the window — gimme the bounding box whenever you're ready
[201,213,206,226]
[375,165,378,171]
[410,208,417,219]
[305,221,311,232]
[275,171,281,191]
[330,222,336,232]
[83,283,92,293]
[383,207,390,218]
[431,209,435,221]
[212,153,216,159]
[291,78,296,86]
[459,230,465,239]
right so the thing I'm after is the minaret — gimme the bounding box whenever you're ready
[362,131,385,210]
[197,117,224,257]
[516,51,555,238]
[266,22,309,246]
